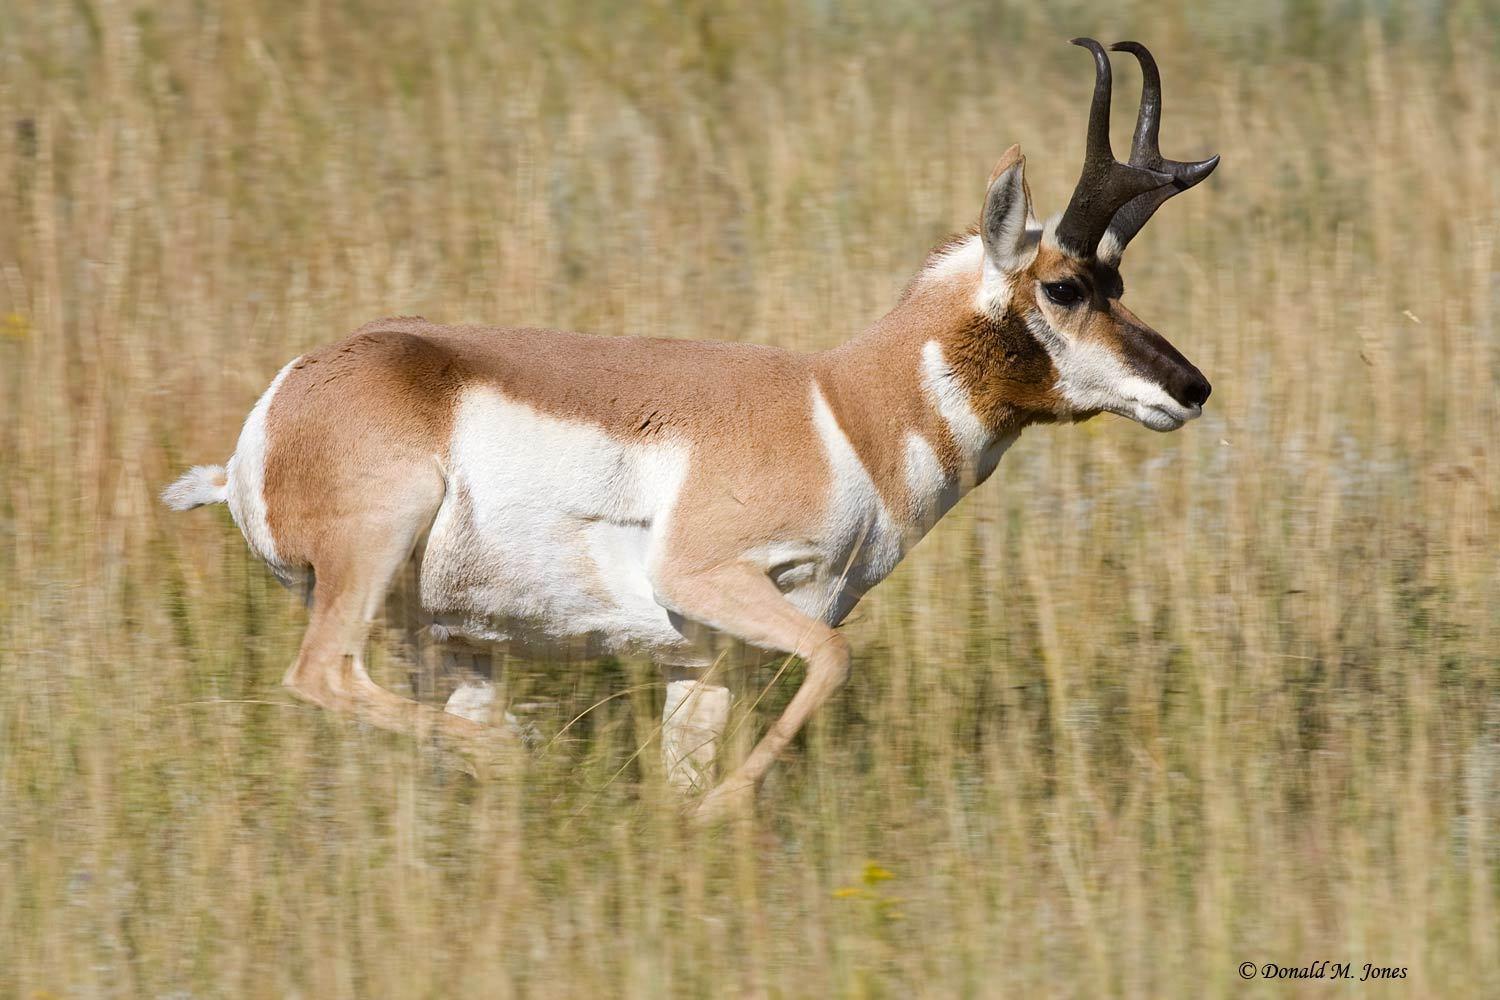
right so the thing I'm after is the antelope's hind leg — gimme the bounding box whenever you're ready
[281,507,514,765]
[436,644,543,747]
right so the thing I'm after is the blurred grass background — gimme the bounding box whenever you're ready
[2,0,1498,995]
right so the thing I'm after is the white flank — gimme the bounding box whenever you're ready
[421,388,693,658]
[225,356,300,577]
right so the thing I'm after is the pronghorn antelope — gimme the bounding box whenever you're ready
[164,38,1217,821]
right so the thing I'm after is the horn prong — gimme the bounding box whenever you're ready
[1170,153,1219,190]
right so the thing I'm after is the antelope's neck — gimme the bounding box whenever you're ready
[813,241,1031,534]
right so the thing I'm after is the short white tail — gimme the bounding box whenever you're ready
[161,464,228,511]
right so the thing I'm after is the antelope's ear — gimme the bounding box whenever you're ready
[981,145,1035,273]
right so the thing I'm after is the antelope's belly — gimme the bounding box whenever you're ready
[418,387,698,661]
[422,515,699,661]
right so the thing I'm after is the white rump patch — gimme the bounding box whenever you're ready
[226,356,300,578]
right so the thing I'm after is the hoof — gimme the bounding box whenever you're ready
[428,728,516,782]
[687,780,757,826]
[444,680,496,724]
[420,743,482,780]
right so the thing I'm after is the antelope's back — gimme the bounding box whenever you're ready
[244,318,824,658]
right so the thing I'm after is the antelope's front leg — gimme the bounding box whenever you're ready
[654,563,852,823]
[661,673,732,792]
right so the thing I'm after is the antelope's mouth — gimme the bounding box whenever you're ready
[1133,399,1201,432]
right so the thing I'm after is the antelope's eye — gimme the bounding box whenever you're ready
[1043,281,1083,307]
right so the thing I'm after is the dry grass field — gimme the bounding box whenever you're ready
[2,1,1498,996]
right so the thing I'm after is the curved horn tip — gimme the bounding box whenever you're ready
[1111,40,1162,91]
[1070,37,1110,65]
[1071,37,1113,102]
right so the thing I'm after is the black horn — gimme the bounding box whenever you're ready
[1099,41,1219,260]
[1053,38,1172,259]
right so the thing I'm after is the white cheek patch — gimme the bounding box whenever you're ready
[1024,309,1201,432]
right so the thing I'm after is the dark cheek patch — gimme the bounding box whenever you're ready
[944,309,1064,427]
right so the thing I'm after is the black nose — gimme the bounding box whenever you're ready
[1177,374,1211,408]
